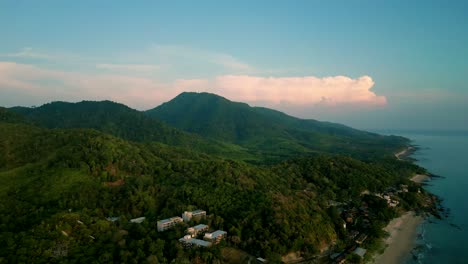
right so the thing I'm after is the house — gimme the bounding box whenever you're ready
[182,209,206,222]
[130,217,146,224]
[186,224,209,237]
[355,234,368,244]
[353,247,367,258]
[204,230,227,243]
[106,216,120,222]
[256,257,267,263]
[179,236,212,248]
[157,216,183,232]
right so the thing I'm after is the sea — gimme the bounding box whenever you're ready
[378,130,468,264]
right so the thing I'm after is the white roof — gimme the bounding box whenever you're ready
[130,217,146,223]
[353,247,367,257]
[210,230,227,238]
[179,238,211,247]
[193,224,208,230]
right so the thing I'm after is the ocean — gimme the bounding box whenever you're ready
[388,131,468,264]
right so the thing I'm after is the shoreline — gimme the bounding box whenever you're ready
[370,211,423,264]
[369,149,431,263]
[411,174,430,183]
[395,146,415,160]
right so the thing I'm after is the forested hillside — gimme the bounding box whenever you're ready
[9,94,409,164]
[146,92,408,162]
[0,113,426,263]
[9,101,255,162]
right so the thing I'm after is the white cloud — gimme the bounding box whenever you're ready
[0,61,386,110]
[209,75,386,106]
[96,63,162,73]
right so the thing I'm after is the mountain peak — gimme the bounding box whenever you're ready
[146,92,407,160]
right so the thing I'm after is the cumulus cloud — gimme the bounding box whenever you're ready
[0,61,386,109]
[209,75,386,106]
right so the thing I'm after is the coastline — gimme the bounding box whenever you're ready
[370,211,423,264]
[395,146,414,160]
[411,174,430,183]
[369,146,431,264]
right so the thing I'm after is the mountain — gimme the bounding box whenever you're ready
[0,107,28,124]
[146,92,408,161]
[9,100,254,161]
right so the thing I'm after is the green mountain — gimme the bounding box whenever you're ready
[0,116,427,263]
[146,92,408,161]
[9,100,254,161]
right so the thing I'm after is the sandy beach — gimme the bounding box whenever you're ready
[411,174,430,183]
[395,149,408,160]
[371,211,423,264]
[395,147,413,160]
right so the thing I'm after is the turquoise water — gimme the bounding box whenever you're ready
[394,132,468,264]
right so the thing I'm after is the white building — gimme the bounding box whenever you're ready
[179,237,212,248]
[182,209,206,222]
[130,217,146,224]
[204,230,227,244]
[186,224,209,237]
[157,216,183,232]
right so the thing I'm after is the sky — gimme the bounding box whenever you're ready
[1,0,467,130]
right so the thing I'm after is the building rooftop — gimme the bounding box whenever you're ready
[210,230,227,237]
[192,209,206,214]
[158,216,182,224]
[193,224,208,230]
[158,218,172,224]
[353,247,367,257]
[179,238,212,247]
[130,217,146,224]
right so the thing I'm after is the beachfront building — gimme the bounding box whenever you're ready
[182,209,206,222]
[179,236,212,248]
[353,247,367,258]
[186,224,209,237]
[204,230,227,244]
[157,216,183,232]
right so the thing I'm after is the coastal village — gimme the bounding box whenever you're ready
[327,178,434,264]
[100,177,431,264]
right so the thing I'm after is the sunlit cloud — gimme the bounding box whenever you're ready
[210,75,386,106]
[0,61,386,109]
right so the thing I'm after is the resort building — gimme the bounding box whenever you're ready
[186,224,209,237]
[182,209,206,222]
[130,217,146,224]
[353,247,367,258]
[179,236,212,248]
[157,216,183,232]
[204,230,227,244]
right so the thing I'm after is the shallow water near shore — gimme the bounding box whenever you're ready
[387,131,468,264]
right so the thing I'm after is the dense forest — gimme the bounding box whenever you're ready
[0,95,429,263]
[10,93,409,164]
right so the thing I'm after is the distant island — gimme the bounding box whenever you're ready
[0,92,439,263]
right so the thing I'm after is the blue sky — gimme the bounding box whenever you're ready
[1,0,467,130]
